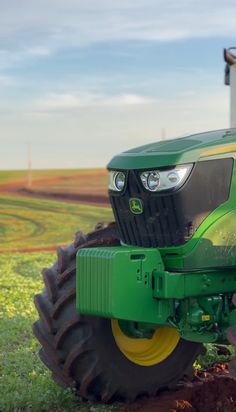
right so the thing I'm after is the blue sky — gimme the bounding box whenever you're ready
[1,0,236,169]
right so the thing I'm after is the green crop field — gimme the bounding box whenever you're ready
[0,194,112,252]
[0,194,117,410]
[0,252,122,412]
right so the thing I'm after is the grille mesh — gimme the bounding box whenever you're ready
[109,158,233,249]
[110,170,184,248]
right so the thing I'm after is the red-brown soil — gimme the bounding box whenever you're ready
[0,173,110,206]
[123,364,236,412]
[0,245,58,254]
[18,187,109,206]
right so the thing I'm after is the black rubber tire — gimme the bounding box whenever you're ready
[33,223,204,402]
[227,294,236,379]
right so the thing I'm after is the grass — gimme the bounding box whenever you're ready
[0,192,121,410]
[195,343,234,370]
[0,194,116,410]
[0,252,122,412]
[0,194,112,252]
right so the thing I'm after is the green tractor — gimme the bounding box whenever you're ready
[33,49,236,402]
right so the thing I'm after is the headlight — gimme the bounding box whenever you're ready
[141,171,160,191]
[109,171,126,191]
[140,164,193,192]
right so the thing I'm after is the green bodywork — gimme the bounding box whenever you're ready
[76,129,236,344]
[76,246,236,343]
[77,247,169,324]
[109,128,236,271]
[107,129,236,169]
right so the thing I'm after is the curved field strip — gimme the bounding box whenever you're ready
[0,213,45,243]
[0,194,113,252]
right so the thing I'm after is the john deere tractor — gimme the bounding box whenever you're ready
[33,49,236,402]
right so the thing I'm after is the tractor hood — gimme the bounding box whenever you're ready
[107,129,236,170]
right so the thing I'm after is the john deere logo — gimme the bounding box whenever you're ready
[129,198,143,214]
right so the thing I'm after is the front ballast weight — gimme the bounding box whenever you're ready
[76,246,236,344]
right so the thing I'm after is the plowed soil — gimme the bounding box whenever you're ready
[19,187,109,206]
[124,364,236,412]
[0,171,110,206]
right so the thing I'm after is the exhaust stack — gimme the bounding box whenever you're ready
[224,48,236,128]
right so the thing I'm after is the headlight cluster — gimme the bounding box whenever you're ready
[109,164,193,192]
[140,164,193,192]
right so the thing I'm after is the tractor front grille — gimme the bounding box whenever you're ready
[110,170,184,247]
[109,158,233,248]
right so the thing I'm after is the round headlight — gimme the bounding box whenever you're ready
[167,171,179,184]
[140,172,148,188]
[147,171,160,191]
[114,172,125,191]
[140,164,193,192]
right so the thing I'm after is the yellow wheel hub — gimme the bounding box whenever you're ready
[111,320,180,366]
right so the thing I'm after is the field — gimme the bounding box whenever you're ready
[1,169,236,411]
[0,181,115,411]
[0,194,112,252]
[0,251,126,412]
[0,168,106,186]
[0,169,108,204]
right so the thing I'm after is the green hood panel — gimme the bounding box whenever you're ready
[107,129,236,170]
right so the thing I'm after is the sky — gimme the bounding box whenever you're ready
[1,0,236,169]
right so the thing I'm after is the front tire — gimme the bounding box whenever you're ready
[33,223,204,402]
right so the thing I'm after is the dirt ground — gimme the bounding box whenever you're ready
[19,187,110,206]
[0,178,110,207]
[123,364,236,412]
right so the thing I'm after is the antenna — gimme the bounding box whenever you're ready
[224,47,236,128]
[27,143,32,188]
[161,128,166,140]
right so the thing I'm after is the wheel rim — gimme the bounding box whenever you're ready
[111,320,180,366]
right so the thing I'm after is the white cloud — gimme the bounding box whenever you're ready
[0,88,229,169]
[1,1,236,53]
[0,1,235,81]
[0,1,233,170]
[34,92,156,111]
[107,94,156,105]
[23,46,52,57]
[0,46,52,71]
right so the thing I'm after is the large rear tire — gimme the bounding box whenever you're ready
[33,223,204,402]
[227,294,236,378]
